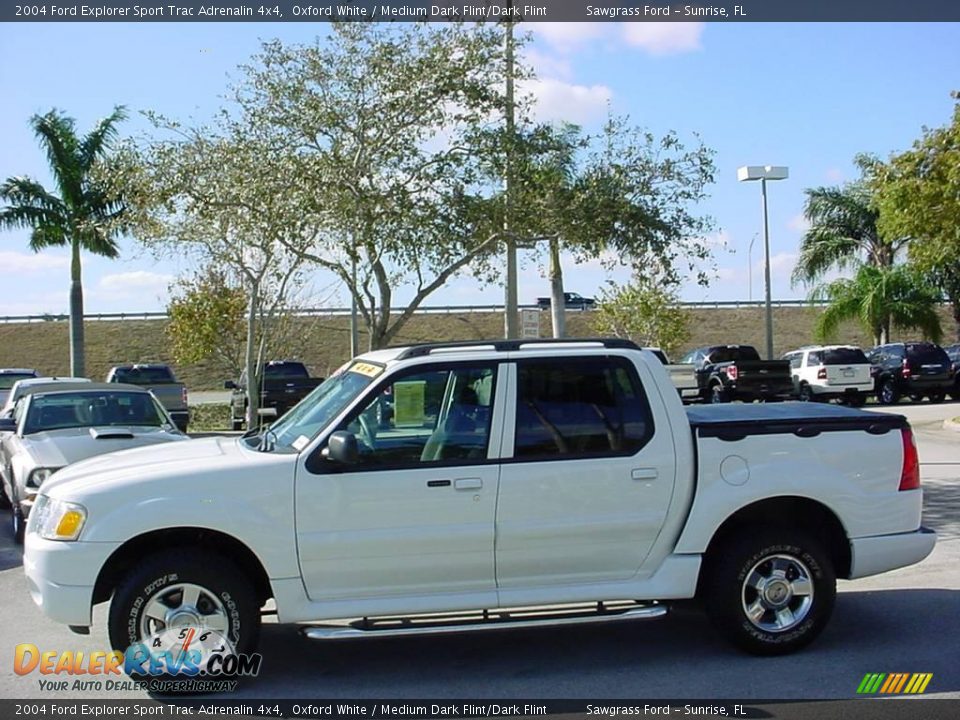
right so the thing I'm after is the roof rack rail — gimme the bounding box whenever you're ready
[394,337,640,360]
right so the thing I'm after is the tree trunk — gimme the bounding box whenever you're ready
[245,283,260,429]
[548,236,565,339]
[68,239,85,377]
[952,298,960,343]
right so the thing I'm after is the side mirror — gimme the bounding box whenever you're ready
[325,431,359,465]
[0,417,17,433]
[224,380,237,390]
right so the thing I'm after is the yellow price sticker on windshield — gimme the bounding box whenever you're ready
[349,362,383,378]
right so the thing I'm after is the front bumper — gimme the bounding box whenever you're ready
[23,533,121,626]
[848,526,937,579]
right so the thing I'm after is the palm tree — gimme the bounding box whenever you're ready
[791,182,906,286]
[814,265,943,346]
[0,107,127,377]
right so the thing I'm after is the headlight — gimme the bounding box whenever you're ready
[30,495,87,541]
[27,467,60,488]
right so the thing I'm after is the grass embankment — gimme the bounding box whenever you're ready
[189,404,232,432]
[2,306,951,391]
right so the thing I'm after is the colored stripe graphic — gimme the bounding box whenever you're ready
[857,673,932,694]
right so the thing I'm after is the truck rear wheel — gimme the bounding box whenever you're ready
[107,549,260,672]
[704,530,835,655]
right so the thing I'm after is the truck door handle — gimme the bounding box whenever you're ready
[631,468,659,481]
[427,479,451,488]
[454,477,483,490]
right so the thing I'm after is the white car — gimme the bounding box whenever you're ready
[782,345,874,405]
[0,382,187,543]
[24,340,933,669]
[0,368,38,409]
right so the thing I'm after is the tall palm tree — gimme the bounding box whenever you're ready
[0,107,127,376]
[791,182,906,287]
[814,264,943,346]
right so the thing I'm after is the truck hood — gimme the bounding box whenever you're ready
[21,427,187,471]
[41,434,236,496]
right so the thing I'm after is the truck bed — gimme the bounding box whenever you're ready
[686,402,906,440]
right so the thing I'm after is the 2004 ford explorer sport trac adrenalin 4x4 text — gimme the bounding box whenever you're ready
[22,339,935,668]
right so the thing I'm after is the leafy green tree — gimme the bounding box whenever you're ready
[166,268,247,377]
[593,276,691,356]
[813,264,942,346]
[872,94,960,340]
[0,107,127,376]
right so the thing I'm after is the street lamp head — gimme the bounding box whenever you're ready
[737,165,789,182]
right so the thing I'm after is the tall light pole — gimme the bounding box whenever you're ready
[738,165,788,360]
[502,12,519,339]
[747,232,757,302]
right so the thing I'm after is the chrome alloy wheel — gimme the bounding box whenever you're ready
[741,553,814,633]
[139,582,229,639]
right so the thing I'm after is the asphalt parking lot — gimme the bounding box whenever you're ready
[0,402,957,703]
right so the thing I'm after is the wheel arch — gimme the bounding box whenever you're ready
[93,527,274,607]
[696,496,851,596]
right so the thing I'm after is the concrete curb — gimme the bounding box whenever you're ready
[943,418,960,433]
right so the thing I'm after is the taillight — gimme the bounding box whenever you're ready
[902,358,912,379]
[181,387,189,406]
[899,427,920,491]
[725,366,738,381]
[817,368,828,380]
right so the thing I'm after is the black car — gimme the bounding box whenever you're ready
[867,342,953,405]
[679,344,795,403]
[944,343,960,400]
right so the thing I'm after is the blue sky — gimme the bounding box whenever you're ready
[1,21,958,315]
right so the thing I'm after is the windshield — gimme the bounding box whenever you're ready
[0,373,36,390]
[262,361,382,451]
[23,391,167,434]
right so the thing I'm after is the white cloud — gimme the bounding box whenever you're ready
[521,77,613,124]
[825,167,845,182]
[0,250,69,274]
[621,22,705,56]
[95,271,174,299]
[788,213,811,233]
[522,48,573,81]
[527,22,609,53]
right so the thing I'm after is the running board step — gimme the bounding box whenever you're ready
[300,601,666,640]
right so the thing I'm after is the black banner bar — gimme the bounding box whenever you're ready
[4,1,960,23]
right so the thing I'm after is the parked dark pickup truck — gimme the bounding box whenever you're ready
[536,292,595,310]
[679,344,795,403]
[225,360,323,431]
[105,364,189,431]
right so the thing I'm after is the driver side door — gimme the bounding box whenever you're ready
[295,362,503,608]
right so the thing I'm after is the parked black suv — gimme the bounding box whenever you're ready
[945,343,960,400]
[867,342,953,405]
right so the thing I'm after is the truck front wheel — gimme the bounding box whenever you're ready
[704,530,836,655]
[107,549,260,666]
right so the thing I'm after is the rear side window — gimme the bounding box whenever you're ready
[514,358,653,460]
[806,351,823,366]
[824,348,868,365]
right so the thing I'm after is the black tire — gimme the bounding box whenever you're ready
[928,392,945,404]
[710,384,729,404]
[798,384,814,402]
[703,529,836,656]
[846,392,866,408]
[12,504,25,544]
[878,379,899,405]
[231,419,244,432]
[0,483,10,511]
[909,393,924,403]
[108,549,260,674]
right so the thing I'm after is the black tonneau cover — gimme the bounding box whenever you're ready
[686,402,906,441]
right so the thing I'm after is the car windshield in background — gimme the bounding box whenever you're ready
[907,345,950,365]
[23,391,166,434]
[824,348,868,365]
[0,374,37,390]
[113,367,175,383]
[264,363,310,380]
[266,362,380,451]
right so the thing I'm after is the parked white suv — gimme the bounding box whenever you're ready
[782,345,874,405]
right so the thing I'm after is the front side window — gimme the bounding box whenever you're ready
[332,364,497,469]
[514,358,653,460]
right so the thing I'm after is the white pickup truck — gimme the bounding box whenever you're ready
[24,339,935,668]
